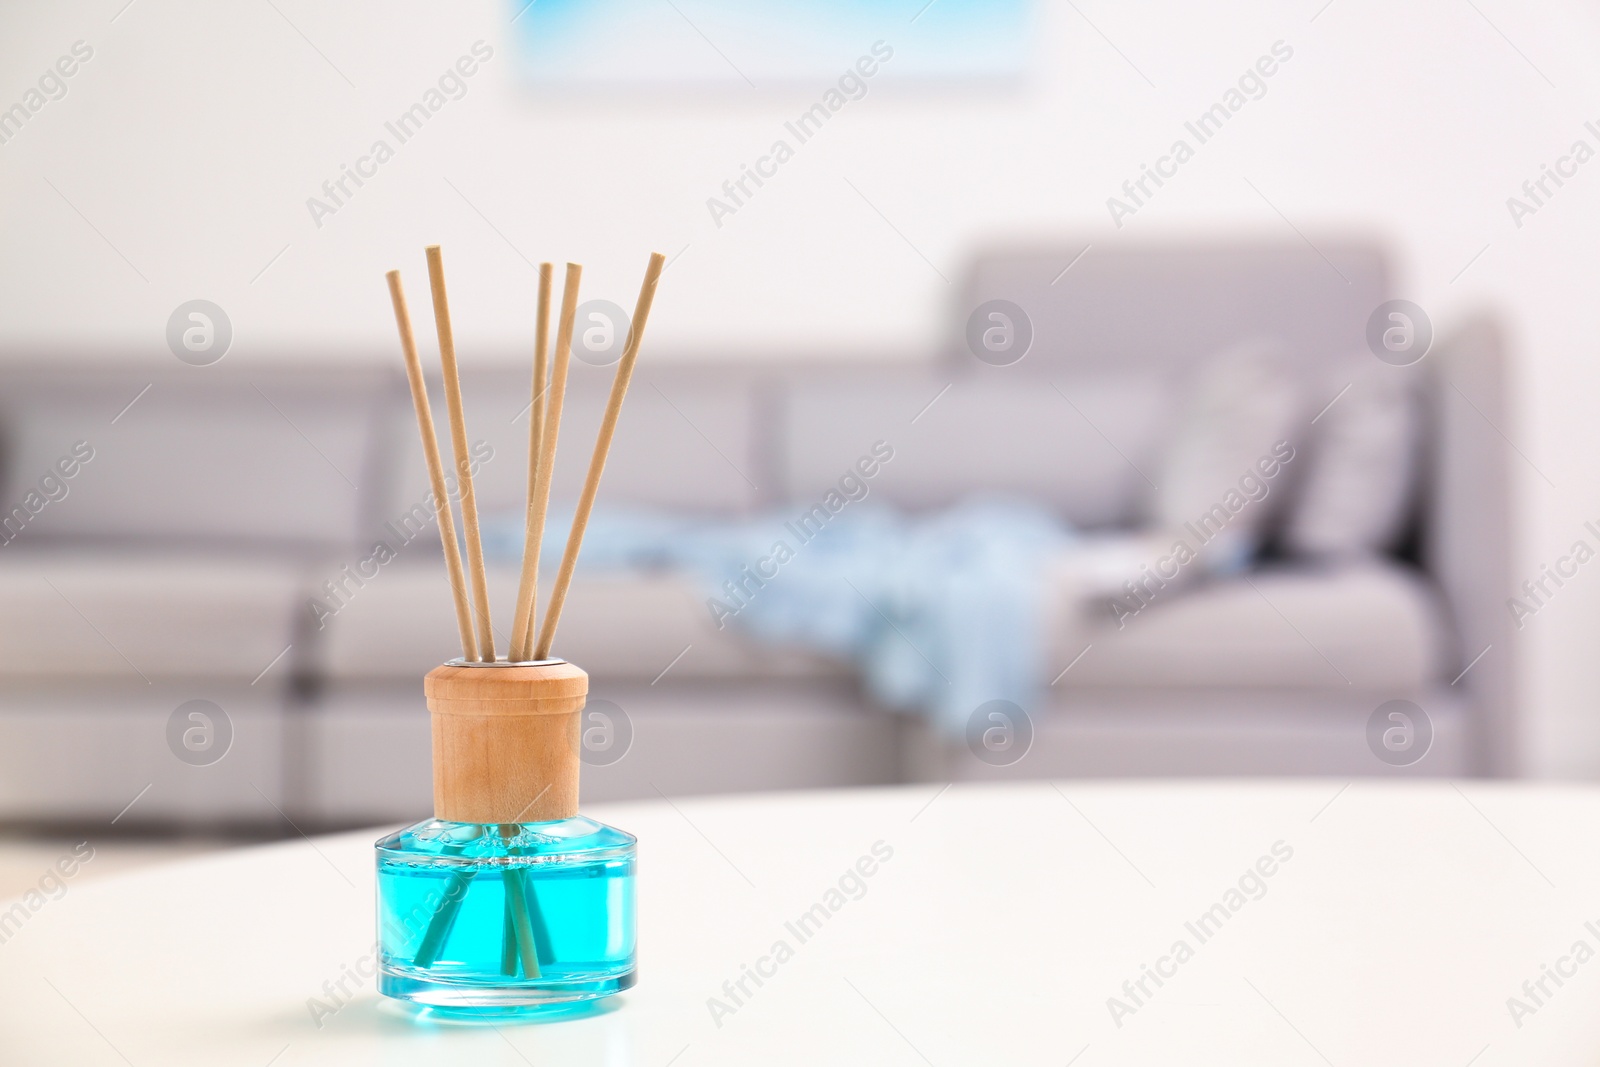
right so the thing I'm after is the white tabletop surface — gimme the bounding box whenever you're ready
[3,780,1600,1065]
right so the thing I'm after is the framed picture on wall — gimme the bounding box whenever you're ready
[510,0,1030,88]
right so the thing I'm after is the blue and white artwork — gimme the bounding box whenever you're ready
[510,0,1029,87]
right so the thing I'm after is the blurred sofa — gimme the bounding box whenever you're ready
[0,240,1515,828]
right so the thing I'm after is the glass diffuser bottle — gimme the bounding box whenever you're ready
[375,659,637,1011]
[377,246,665,1016]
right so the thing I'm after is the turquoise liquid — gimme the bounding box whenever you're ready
[375,817,636,1010]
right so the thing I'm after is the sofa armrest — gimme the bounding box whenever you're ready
[1423,314,1517,775]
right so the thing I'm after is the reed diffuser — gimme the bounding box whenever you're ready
[375,245,665,1012]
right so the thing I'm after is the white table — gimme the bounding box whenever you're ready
[3,781,1599,1065]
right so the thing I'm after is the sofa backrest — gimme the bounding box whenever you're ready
[781,239,1392,528]
[384,363,767,527]
[955,240,1388,375]
[0,366,385,553]
[0,240,1397,548]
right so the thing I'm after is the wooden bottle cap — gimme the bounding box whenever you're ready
[425,659,588,824]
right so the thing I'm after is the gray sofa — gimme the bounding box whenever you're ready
[0,240,1515,828]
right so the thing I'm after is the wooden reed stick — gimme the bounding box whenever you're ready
[409,827,482,968]
[387,270,477,661]
[426,245,497,663]
[500,904,518,976]
[497,825,544,977]
[502,869,543,978]
[535,252,666,660]
[511,263,583,661]
[508,264,555,661]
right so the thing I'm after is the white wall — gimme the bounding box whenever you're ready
[2,0,1598,774]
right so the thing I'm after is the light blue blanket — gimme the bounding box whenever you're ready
[484,499,1073,736]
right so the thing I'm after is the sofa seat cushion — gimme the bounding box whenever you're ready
[0,554,303,680]
[1049,559,1450,691]
[312,561,847,682]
